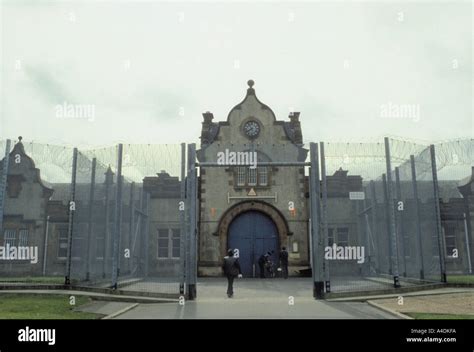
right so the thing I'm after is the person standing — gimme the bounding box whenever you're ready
[222,249,242,298]
[258,253,267,278]
[279,247,289,279]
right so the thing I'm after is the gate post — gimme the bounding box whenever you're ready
[310,143,324,299]
[180,143,186,295]
[319,142,330,293]
[186,143,197,300]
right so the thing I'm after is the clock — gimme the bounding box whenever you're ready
[243,120,260,138]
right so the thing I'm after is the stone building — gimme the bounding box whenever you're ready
[0,82,473,281]
[196,80,309,276]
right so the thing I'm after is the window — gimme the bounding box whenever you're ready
[18,229,28,247]
[235,167,269,187]
[248,168,257,186]
[58,227,69,258]
[172,229,181,258]
[157,229,169,258]
[327,228,335,246]
[444,225,457,258]
[237,167,246,186]
[258,167,268,186]
[337,228,349,247]
[158,228,181,259]
[72,237,83,259]
[3,229,16,247]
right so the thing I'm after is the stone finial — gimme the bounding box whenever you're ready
[202,111,214,122]
[247,79,255,88]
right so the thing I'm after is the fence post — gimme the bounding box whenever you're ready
[382,174,394,275]
[384,137,400,288]
[310,142,324,299]
[180,143,186,295]
[430,144,447,283]
[395,167,407,277]
[143,191,150,277]
[85,158,96,281]
[369,180,381,272]
[319,142,330,293]
[186,143,197,300]
[103,167,113,278]
[111,144,124,289]
[0,139,12,236]
[128,182,135,274]
[65,148,78,285]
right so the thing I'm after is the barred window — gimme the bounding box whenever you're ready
[258,167,268,186]
[157,229,169,258]
[444,225,457,258]
[172,229,181,258]
[72,224,86,259]
[18,229,28,247]
[235,165,270,187]
[157,228,181,259]
[58,227,69,258]
[248,168,257,186]
[237,167,246,186]
[3,229,16,247]
[337,228,349,247]
[328,228,335,246]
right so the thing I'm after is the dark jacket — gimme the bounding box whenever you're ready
[222,256,242,277]
[279,250,289,265]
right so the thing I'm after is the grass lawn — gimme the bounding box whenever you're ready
[447,275,474,284]
[0,294,101,319]
[406,312,474,320]
[0,276,64,284]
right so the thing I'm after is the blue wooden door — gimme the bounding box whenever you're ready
[228,211,279,277]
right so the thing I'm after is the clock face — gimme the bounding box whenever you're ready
[243,120,260,138]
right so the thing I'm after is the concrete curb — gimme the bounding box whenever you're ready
[102,303,139,320]
[0,290,176,304]
[367,300,413,320]
[327,287,473,302]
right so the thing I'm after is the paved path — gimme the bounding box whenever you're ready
[115,278,396,319]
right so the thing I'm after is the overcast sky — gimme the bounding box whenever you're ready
[1,0,472,147]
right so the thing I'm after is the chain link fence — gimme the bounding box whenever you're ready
[0,137,472,297]
[0,139,185,297]
[317,138,471,295]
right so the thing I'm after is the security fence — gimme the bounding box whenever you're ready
[317,138,473,295]
[0,137,472,298]
[0,139,186,297]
